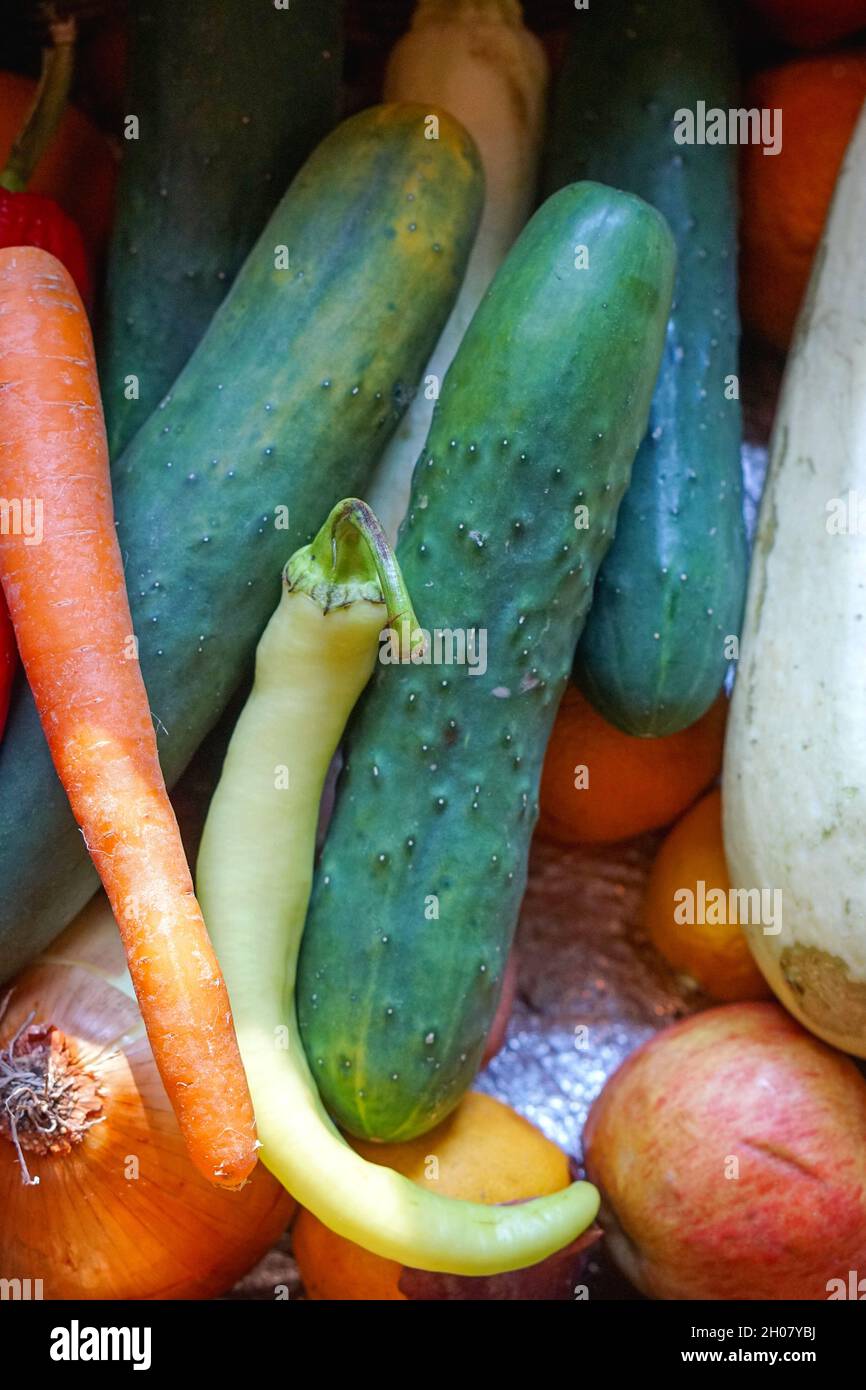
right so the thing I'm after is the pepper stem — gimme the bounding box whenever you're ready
[0,15,76,194]
[287,499,426,660]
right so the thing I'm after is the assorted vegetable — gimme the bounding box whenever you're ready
[99,0,344,456]
[545,0,746,737]
[197,499,599,1272]
[724,101,866,1058]
[0,103,483,985]
[0,247,256,1187]
[368,0,548,540]
[298,182,676,1143]
[0,897,293,1298]
[0,0,864,1305]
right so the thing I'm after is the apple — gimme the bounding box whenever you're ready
[584,1002,866,1299]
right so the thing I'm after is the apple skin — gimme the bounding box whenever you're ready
[584,1002,866,1300]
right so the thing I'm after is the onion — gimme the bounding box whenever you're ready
[0,894,293,1299]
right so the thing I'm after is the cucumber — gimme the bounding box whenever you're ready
[0,104,483,984]
[298,182,676,1142]
[99,0,343,458]
[544,0,747,736]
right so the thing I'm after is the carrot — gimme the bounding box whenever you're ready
[0,247,257,1189]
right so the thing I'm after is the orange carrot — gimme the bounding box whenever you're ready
[0,247,257,1189]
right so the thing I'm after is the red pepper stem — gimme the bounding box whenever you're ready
[0,17,76,195]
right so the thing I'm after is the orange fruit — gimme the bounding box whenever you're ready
[0,72,117,269]
[747,0,866,49]
[537,686,726,845]
[643,789,770,1002]
[292,1092,572,1300]
[740,53,866,352]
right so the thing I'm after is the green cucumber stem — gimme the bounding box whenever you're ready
[0,15,76,194]
[287,498,426,659]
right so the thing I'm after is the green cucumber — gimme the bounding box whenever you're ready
[545,0,747,736]
[99,0,343,458]
[298,181,675,1142]
[0,104,483,984]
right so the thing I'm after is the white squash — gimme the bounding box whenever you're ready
[723,103,866,1056]
[366,0,548,541]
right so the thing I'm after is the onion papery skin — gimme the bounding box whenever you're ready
[0,901,294,1300]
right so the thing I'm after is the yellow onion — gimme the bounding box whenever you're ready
[0,895,293,1299]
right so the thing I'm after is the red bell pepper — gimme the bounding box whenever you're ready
[0,16,90,303]
[0,15,91,743]
[0,187,89,300]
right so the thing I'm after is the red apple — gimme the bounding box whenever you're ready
[584,1002,866,1299]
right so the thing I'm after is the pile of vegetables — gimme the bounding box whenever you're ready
[0,97,483,980]
[2,0,866,1304]
[0,245,256,1187]
[197,496,599,1273]
[297,180,675,1143]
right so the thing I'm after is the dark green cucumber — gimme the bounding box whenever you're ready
[99,0,343,458]
[545,0,746,736]
[0,104,483,984]
[298,182,675,1142]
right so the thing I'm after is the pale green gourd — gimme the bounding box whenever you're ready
[723,105,866,1057]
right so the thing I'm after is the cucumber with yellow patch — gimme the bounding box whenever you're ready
[0,104,483,983]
